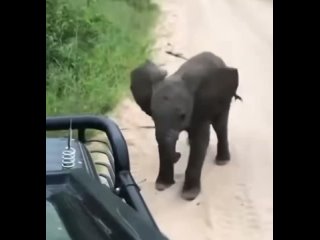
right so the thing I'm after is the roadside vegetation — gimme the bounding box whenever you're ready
[46,0,159,115]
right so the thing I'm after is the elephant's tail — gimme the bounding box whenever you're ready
[234,94,243,102]
[165,50,189,61]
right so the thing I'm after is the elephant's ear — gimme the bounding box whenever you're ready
[130,60,167,116]
[196,67,239,111]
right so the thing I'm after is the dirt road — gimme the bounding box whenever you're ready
[113,0,273,239]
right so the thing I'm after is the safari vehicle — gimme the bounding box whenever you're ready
[46,115,168,240]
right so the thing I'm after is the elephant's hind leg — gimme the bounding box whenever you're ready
[211,106,231,165]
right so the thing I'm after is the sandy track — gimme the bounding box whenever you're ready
[112,0,273,239]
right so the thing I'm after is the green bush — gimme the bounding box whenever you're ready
[115,0,158,11]
[46,0,159,115]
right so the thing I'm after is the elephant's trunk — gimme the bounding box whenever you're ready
[156,128,179,156]
[155,129,180,185]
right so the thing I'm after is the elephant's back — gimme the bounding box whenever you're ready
[174,52,226,92]
[177,51,226,73]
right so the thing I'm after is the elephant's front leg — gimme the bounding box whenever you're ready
[155,143,175,191]
[212,106,231,165]
[182,122,210,200]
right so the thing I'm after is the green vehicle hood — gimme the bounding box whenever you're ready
[46,201,71,240]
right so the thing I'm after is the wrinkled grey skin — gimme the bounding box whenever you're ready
[130,52,241,200]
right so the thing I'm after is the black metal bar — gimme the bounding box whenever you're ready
[118,171,160,231]
[46,115,131,188]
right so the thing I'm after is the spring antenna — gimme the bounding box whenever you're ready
[67,119,72,149]
[62,119,76,169]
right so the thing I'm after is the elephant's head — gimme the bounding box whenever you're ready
[130,61,193,162]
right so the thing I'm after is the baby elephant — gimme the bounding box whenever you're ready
[130,51,241,200]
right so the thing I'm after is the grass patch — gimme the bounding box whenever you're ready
[46,0,159,116]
